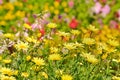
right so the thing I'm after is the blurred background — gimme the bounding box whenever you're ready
[0,0,120,32]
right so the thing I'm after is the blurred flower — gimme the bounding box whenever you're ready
[0,75,16,80]
[109,20,118,29]
[4,12,15,20]
[3,59,12,64]
[0,56,2,60]
[54,9,59,15]
[39,29,45,37]
[82,38,95,45]
[69,19,78,29]
[92,2,102,14]
[112,76,120,80]
[50,47,58,53]
[64,43,76,50]
[21,72,29,78]
[68,0,74,8]
[0,21,6,26]
[41,72,48,79]
[81,52,98,64]
[101,4,110,17]
[107,39,119,47]
[74,42,84,48]
[4,33,14,40]
[0,67,14,76]
[32,57,45,66]
[71,30,80,35]
[15,42,28,51]
[54,1,59,8]
[0,0,3,4]
[101,53,108,59]
[61,74,73,80]
[48,54,62,61]
[47,22,57,28]
[88,25,98,32]
[62,1,67,8]
[14,1,23,7]
[15,11,25,18]
[26,55,31,61]
[23,23,31,30]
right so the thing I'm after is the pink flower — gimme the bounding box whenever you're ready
[31,23,42,30]
[0,0,3,4]
[109,20,118,29]
[101,5,110,17]
[92,2,102,14]
[68,0,74,8]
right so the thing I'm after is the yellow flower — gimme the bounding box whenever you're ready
[112,76,120,80]
[101,53,108,59]
[50,47,58,53]
[88,25,98,32]
[4,33,14,39]
[49,54,62,61]
[82,38,95,45]
[55,69,63,75]
[4,12,15,20]
[41,72,48,79]
[0,56,2,61]
[54,9,59,15]
[32,57,45,66]
[0,67,13,76]
[15,42,28,51]
[25,37,37,43]
[58,31,70,37]
[64,8,69,13]
[71,30,80,35]
[14,70,18,76]
[61,75,73,80]
[47,22,57,28]
[62,1,67,7]
[107,39,119,47]
[0,21,7,26]
[81,52,98,64]
[14,1,23,7]
[54,1,59,8]
[4,3,14,10]
[26,55,31,61]
[50,6,54,12]
[64,43,76,50]
[74,42,84,48]
[23,23,31,30]
[44,3,49,11]
[15,11,25,18]
[11,53,16,57]
[27,4,33,10]
[0,75,16,80]
[21,72,29,78]
[3,59,12,64]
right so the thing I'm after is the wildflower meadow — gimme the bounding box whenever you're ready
[0,0,120,80]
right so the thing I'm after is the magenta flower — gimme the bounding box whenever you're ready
[101,5,110,17]
[92,2,102,14]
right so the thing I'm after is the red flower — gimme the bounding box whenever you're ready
[69,19,78,29]
[39,29,45,36]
